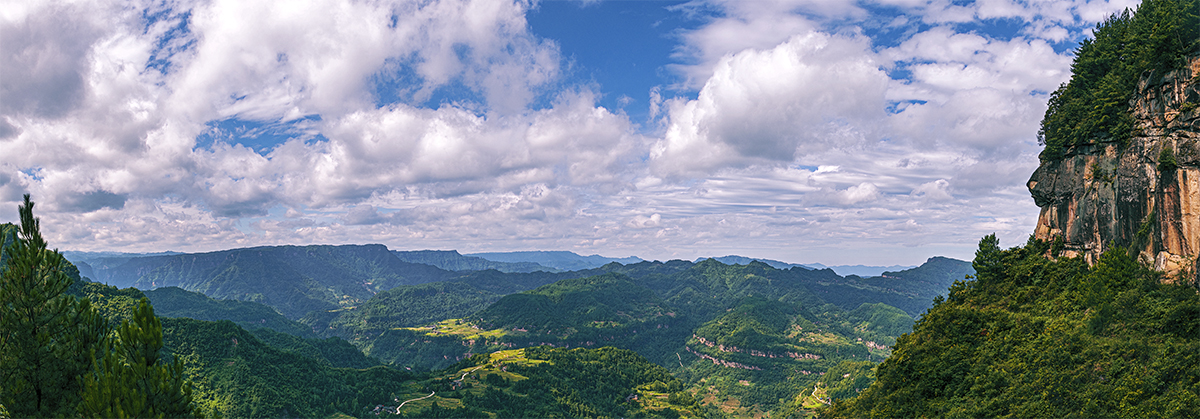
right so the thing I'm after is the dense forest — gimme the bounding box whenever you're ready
[824,236,1200,417]
[1037,0,1199,160]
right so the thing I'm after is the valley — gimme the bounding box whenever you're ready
[51,242,972,417]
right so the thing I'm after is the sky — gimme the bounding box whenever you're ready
[0,0,1142,265]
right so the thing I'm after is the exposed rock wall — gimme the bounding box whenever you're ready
[1027,54,1200,285]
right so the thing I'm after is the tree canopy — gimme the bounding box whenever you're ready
[824,236,1200,417]
[1038,0,1199,160]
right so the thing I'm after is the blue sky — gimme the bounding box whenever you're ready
[0,0,1140,265]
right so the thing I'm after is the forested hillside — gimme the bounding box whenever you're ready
[303,281,503,338]
[85,244,456,318]
[145,286,315,337]
[825,236,1200,417]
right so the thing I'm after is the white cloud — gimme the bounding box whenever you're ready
[652,31,890,175]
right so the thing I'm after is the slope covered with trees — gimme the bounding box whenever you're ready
[387,346,708,418]
[825,236,1200,417]
[161,317,411,417]
[303,281,503,338]
[91,244,457,318]
[146,286,315,337]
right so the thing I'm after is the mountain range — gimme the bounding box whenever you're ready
[44,235,990,417]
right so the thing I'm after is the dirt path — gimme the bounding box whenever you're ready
[396,391,436,413]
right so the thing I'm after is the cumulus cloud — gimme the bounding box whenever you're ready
[0,0,1139,265]
[652,31,890,175]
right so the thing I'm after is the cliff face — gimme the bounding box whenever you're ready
[1027,54,1200,285]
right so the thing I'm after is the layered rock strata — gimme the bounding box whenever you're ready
[1027,54,1200,285]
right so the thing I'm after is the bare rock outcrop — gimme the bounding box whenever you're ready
[1027,54,1200,285]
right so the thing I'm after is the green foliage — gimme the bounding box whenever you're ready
[248,327,380,369]
[475,273,695,367]
[848,303,913,337]
[1038,0,1200,160]
[146,286,315,337]
[821,360,876,401]
[478,273,672,333]
[161,317,413,418]
[680,297,907,416]
[693,297,799,352]
[1159,147,1179,172]
[75,281,147,326]
[81,299,197,418]
[441,347,685,418]
[0,196,108,417]
[825,236,1200,418]
[306,281,501,337]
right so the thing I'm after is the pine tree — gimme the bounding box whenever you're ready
[0,195,106,417]
[81,298,197,418]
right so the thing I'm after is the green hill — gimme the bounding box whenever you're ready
[824,236,1200,417]
[391,346,708,418]
[473,273,695,366]
[476,273,675,333]
[106,244,455,318]
[145,286,315,337]
[302,281,503,339]
[57,273,404,418]
[161,317,411,418]
[676,297,911,417]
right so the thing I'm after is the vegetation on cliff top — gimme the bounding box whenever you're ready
[824,235,1200,417]
[1038,0,1199,160]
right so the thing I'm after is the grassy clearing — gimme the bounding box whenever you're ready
[397,318,513,340]
[799,331,849,345]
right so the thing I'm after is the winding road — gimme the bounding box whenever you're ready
[395,391,436,413]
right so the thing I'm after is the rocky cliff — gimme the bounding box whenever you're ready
[1027,54,1200,285]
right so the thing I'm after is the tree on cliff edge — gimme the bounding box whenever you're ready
[1038,0,1199,160]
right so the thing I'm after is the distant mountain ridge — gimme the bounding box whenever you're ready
[694,255,917,277]
[68,244,457,318]
[391,249,559,273]
[467,250,643,271]
[805,263,918,277]
[696,255,813,270]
